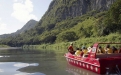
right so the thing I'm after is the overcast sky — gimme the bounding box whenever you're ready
[0,0,52,35]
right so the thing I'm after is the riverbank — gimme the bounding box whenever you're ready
[22,33,121,50]
[0,47,22,50]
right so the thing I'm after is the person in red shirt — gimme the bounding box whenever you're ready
[68,42,75,54]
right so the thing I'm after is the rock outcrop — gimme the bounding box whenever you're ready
[45,0,116,20]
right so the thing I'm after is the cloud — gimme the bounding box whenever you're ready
[11,0,37,23]
[0,23,7,35]
[0,23,7,30]
[14,0,23,3]
[0,69,4,72]
[13,0,18,2]
[0,18,8,34]
[0,19,7,30]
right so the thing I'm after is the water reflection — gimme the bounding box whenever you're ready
[14,63,39,68]
[0,49,102,75]
[66,63,100,75]
[14,72,45,75]
[0,49,65,75]
[0,62,44,75]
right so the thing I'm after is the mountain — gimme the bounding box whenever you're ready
[0,19,38,38]
[1,0,120,47]
[33,0,116,42]
[34,0,116,35]
[15,19,38,34]
[41,0,116,23]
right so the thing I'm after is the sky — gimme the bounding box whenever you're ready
[0,0,52,35]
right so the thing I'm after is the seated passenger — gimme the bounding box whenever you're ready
[87,45,93,53]
[118,46,121,53]
[112,46,118,53]
[75,48,84,57]
[68,42,75,54]
[82,46,88,54]
[104,44,113,54]
[97,46,104,54]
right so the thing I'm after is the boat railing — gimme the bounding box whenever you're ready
[96,53,121,58]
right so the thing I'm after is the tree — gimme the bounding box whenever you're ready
[56,31,78,42]
[108,0,121,24]
[103,0,121,34]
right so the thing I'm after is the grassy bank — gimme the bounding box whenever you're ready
[0,45,10,48]
[23,33,121,50]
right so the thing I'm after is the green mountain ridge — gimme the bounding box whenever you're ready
[0,19,38,39]
[1,0,121,47]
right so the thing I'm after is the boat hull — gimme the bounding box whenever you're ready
[65,53,121,74]
[65,56,101,74]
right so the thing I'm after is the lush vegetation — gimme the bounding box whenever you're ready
[23,33,121,50]
[0,0,121,48]
[0,44,9,48]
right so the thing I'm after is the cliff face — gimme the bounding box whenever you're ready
[88,0,116,11]
[45,0,116,20]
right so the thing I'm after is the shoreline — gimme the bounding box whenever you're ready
[0,47,22,50]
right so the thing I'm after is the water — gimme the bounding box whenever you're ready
[0,49,99,75]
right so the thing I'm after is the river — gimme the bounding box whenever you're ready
[0,49,100,75]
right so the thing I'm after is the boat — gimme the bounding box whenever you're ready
[64,43,121,74]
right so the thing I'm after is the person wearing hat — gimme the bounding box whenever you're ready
[68,42,75,54]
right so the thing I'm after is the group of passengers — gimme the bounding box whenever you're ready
[68,42,121,57]
[68,42,92,57]
[97,44,120,54]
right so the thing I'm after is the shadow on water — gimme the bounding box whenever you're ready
[0,49,105,75]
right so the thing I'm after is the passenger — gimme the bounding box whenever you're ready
[68,42,75,54]
[82,46,88,54]
[80,50,84,57]
[104,44,113,54]
[75,48,80,56]
[87,45,93,53]
[119,48,121,53]
[97,46,104,54]
[112,46,118,53]
[75,48,84,57]
[118,46,121,53]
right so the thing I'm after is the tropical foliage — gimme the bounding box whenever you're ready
[0,0,121,47]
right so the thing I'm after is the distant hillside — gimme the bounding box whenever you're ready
[1,0,121,47]
[15,19,38,34]
[0,19,38,38]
